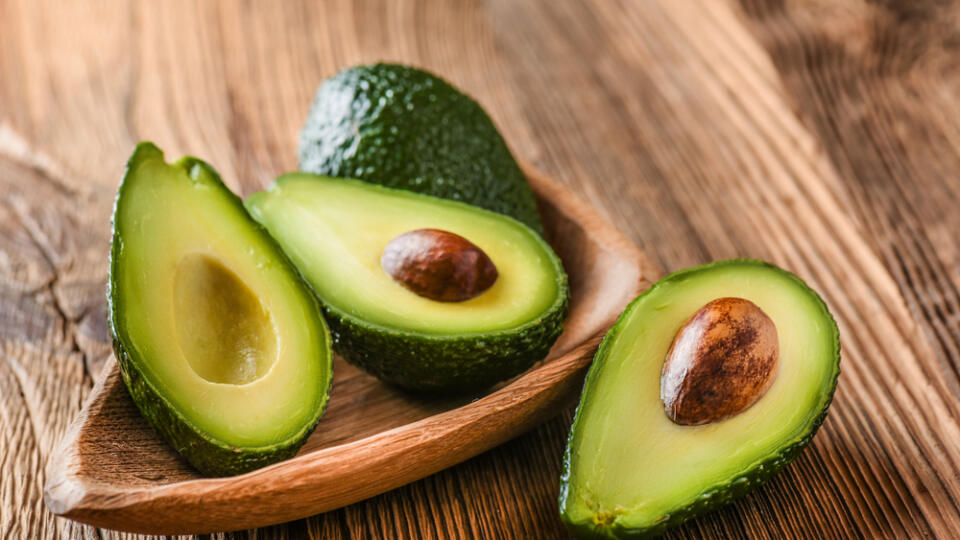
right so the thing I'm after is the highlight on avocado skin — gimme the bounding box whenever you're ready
[245,173,569,393]
[560,259,840,539]
[298,63,544,234]
[108,142,333,477]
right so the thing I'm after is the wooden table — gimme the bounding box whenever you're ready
[3,0,960,537]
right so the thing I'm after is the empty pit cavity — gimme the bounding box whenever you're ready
[174,253,277,385]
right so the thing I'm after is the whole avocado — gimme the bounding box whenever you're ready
[298,63,544,234]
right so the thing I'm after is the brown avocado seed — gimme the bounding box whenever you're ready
[660,297,779,425]
[381,228,498,302]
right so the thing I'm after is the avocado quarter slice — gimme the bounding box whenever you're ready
[560,260,840,538]
[109,143,333,476]
[245,173,569,393]
[298,63,544,234]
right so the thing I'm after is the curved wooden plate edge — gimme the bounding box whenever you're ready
[43,163,661,534]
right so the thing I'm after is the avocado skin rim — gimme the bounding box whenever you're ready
[108,143,334,477]
[558,259,841,539]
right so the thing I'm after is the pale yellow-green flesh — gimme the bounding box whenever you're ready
[173,254,276,385]
[245,174,559,334]
[114,158,328,447]
[565,264,835,529]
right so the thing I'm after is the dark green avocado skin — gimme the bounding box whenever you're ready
[108,143,333,477]
[559,260,841,538]
[298,63,544,234]
[323,268,568,394]
[112,336,317,476]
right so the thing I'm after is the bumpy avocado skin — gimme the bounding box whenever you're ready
[323,269,568,394]
[245,174,569,394]
[108,143,333,477]
[298,63,544,234]
[559,260,841,538]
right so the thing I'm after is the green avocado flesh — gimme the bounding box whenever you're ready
[298,63,544,234]
[560,260,840,538]
[245,173,568,392]
[109,143,333,476]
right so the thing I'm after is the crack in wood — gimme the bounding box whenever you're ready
[0,124,82,198]
[5,200,88,369]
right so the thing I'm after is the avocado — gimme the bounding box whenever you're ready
[108,143,333,476]
[245,173,568,393]
[559,260,840,538]
[298,63,544,234]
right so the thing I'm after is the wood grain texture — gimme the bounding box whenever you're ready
[43,163,655,534]
[2,0,960,538]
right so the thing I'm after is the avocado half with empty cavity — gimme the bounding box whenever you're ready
[245,173,569,393]
[108,143,333,476]
[560,260,840,538]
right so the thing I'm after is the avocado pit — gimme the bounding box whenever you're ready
[381,228,498,302]
[660,297,779,425]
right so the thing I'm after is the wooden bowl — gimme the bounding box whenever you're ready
[44,165,660,534]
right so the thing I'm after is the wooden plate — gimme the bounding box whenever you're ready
[43,165,659,534]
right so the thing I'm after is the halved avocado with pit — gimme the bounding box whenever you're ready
[109,143,333,476]
[560,260,840,538]
[245,174,569,393]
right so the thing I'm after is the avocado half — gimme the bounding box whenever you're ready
[298,63,544,234]
[245,173,569,393]
[560,260,840,538]
[109,143,334,476]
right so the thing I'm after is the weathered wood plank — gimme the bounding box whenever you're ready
[0,136,110,539]
[486,1,959,537]
[2,0,960,537]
